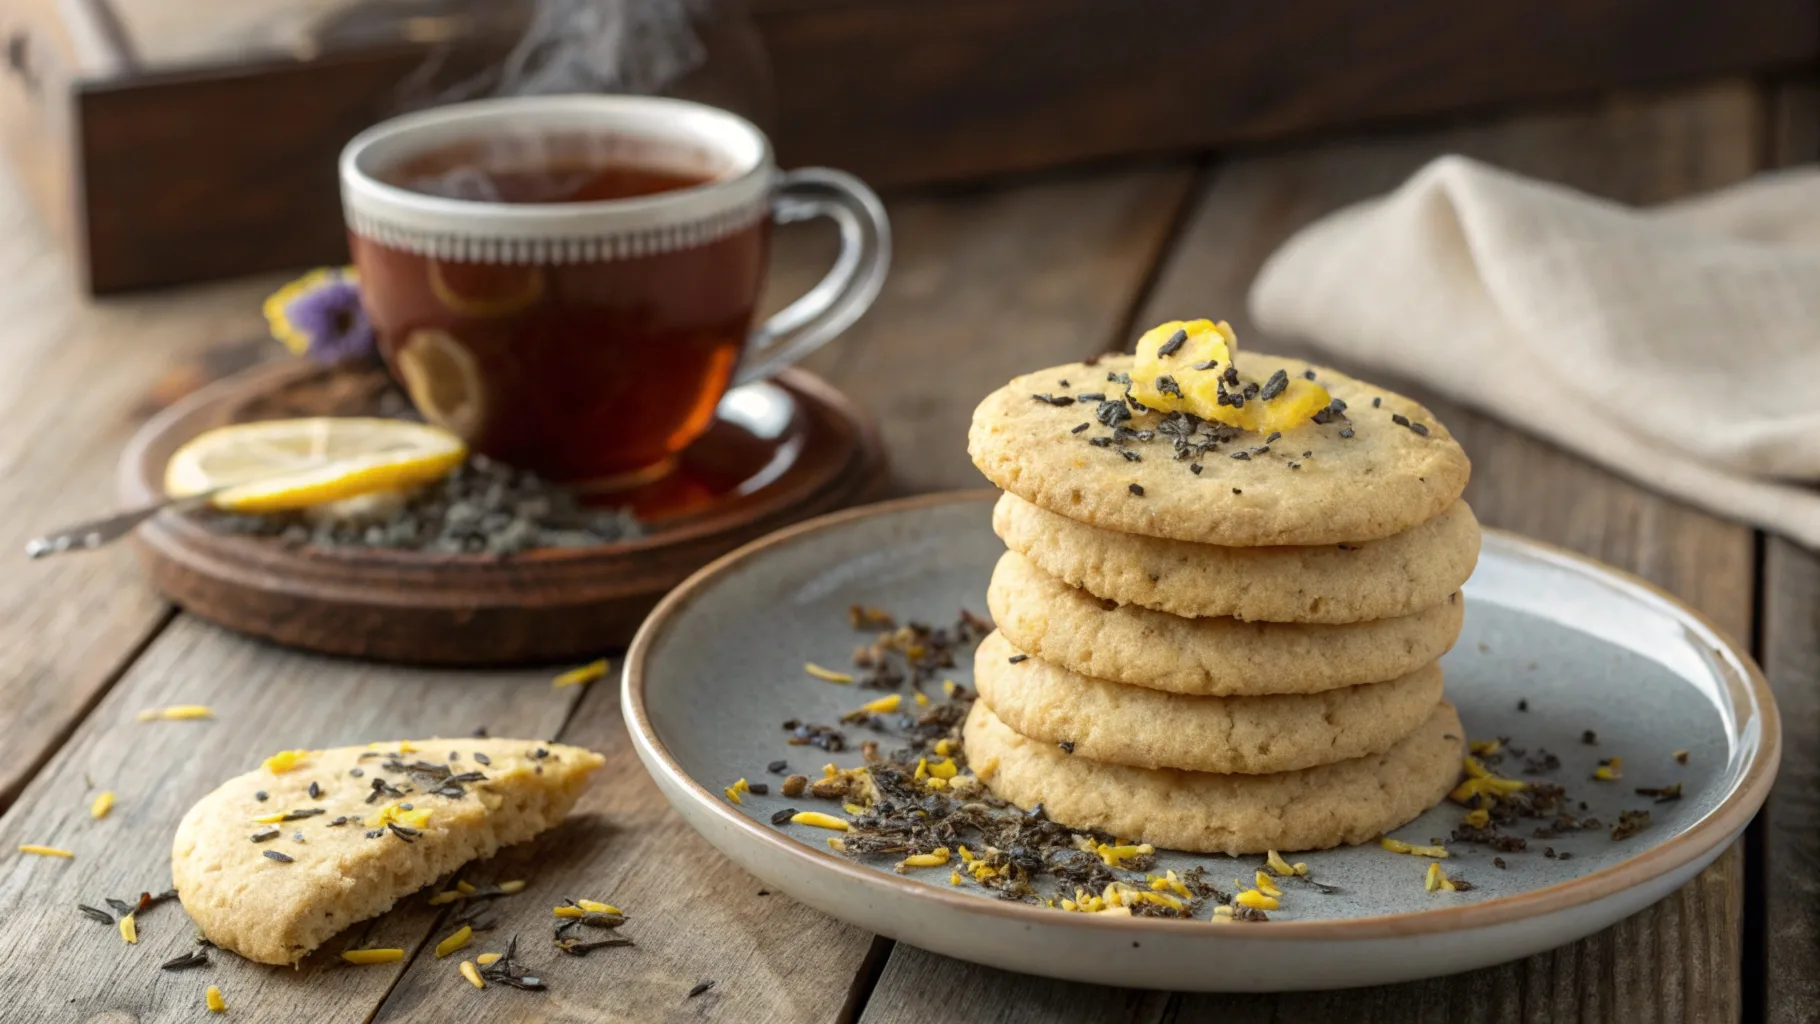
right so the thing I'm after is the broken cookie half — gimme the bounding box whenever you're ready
[172,738,604,964]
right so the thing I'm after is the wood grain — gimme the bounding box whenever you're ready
[0,616,580,1022]
[0,155,284,810]
[862,80,1762,1023]
[1759,75,1818,1024]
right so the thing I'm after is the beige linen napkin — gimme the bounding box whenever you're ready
[1250,155,1820,547]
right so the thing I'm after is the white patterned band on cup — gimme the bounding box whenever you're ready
[339,95,776,267]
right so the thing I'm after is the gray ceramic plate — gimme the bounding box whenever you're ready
[623,491,1778,991]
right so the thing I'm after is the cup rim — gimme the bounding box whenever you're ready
[340,94,773,223]
[339,95,777,263]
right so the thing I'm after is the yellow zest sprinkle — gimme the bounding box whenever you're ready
[957,845,975,863]
[427,891,461,905]
[1212,905,1235,918]
[1094,842,1155,868]
[843,803,865,816]
[914,758,928,781]
[1450,757,1528,805]
[1594,757,1624,781]
[137,705,214,722]
[1425,861,1457,892]
[850,694,901,716]
[552,906,584,919]
[1061,898,1078,912]
[942,679,959,697]
[82,791,115,821]
[822,763,839,778]
[1292,862,1309,876]
[366,803,432,830]
[1235,889,1279,910]
[1151,869,1193,899]
[915,693,931,707]
[250,813,288,824]
[18,845,73,859]
[1463,756,1493,779]
[459,960,485,989]
[724,778,750,805]
[261,748,315,773]
[497,880,526,894]
[434,925,473,958]
[827,837,846,852]
[476,952,502,966]
[1463,808,1491,828]
[933,738,954,757]
[120,913,138,944]
[454,880,477,895]
[949,870,963,885]
[1255,871,1283,897]
[897,847,951,871]
[1380,837,1449,858]
[341,948,405,964]
[805,662,854,684]
[1264,849,1295,876]
[924,777,949,791]
[552,658,609,689]
[577,900,621,915]
[206,985,226,1013]
[928,758,959,780]
[792,811,850,831]
[1468,738,1502,756]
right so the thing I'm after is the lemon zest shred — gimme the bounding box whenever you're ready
[942,679,959,697]
[1380,837,1449,858]
[205,985,227,1013]
[850,694,901,716]
[933,739,954,757]
[1235,889,1279,910]
[805,662,854,684]
[896,848,951,871]
[138,705,215,722]
[120,913,138,944]
[1425,861,1457,892]
[1254,871,1282,897]
[18,844,73,858]
[576,900,621,915]
[497,880,526,894]
[552,658,609,689]
[90,791,116,819]
[723,778,750,805]
[342,948,405,964]
[476,953,502,966]
[1264,850,1295,876]
[793,811,850,831]
[459,960,485,989]
[1593,757,1624,781]
[434,925,473,958]
[915,693,931,707]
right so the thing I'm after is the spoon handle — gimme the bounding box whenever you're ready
[24,494,214,559]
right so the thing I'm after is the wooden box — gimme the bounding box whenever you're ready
[3,0,1816,294]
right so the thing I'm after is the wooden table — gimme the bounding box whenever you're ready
[0,76,1813,1023]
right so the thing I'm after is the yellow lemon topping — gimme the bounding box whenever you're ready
[1127,320,1332,434]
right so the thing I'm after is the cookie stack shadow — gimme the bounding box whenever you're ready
[963,354,1480,856]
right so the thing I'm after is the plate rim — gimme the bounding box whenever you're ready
[622,489,1780,942]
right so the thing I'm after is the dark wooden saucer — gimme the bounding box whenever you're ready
[117,360,888,665]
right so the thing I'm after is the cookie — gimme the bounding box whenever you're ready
[994,491,1480,623]
[989,550,1462,695]
[973,631,1444,773]
[173,739,604,964]
[968,354,1470,545]
[963,699,1464,855]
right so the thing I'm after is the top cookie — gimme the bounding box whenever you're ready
[968,353,1471,545]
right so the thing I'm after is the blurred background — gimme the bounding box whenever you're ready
[4,0,1814,293]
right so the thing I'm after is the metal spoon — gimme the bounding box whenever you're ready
[24,493,217,559]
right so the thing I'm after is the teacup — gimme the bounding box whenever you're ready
[339,95,889,488]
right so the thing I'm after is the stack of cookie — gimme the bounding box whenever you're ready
[962,322,1478,855]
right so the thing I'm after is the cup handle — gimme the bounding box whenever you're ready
[734,168,891,386]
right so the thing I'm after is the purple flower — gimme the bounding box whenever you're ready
[275,271,375,364]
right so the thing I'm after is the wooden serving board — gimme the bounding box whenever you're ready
[116,360,887,664]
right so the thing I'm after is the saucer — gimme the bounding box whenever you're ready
[623,492,1778,990]
[117,359,887,664]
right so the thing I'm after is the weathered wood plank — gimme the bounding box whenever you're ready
[862,80,1760,1023]
[363,166,1198,1022]
[0,617,579,1022]
[0,157,282,810]
[1760,75,1819,1024]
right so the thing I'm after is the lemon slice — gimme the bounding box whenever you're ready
[164,418,467,513]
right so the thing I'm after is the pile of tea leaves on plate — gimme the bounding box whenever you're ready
[200,454,643,557]
[754,608,1680,921]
